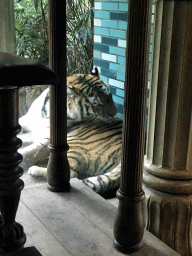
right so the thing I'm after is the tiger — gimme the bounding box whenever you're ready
[19,67,116,138]
[19,67,123,195]
[29,118,122,195]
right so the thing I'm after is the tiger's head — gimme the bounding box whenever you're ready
[67,67,117,121]
[67,85,95,123]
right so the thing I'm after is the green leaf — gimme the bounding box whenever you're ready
[32,0,39,11]
[30,86,42,100]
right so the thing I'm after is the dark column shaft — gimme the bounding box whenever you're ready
[114,0,152,253]
[47,0,70,192]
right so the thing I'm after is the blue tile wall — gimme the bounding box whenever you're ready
[94,0,155,120]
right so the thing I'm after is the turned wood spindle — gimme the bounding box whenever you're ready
[47,0,70,192]
[113,0,152,253]
[0,52,59,254]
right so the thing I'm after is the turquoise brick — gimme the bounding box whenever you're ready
[102,37,117,46]
[117,72,125,81]
[148,62,151,71]
[109,78,124,89]
[148,72,151,80]
[102,20,117,28]
[150,44,153,53]
[118,56,126,65]
[151,25,154,34]
[94,59,109,69]
[119,3,128,12]
[94,35,101,43]
[109,85,116,94]
[109,62,119,70]
[94,2,102,9]
[116,112,123,120]
[152,4,155,14]
[116,88,124,98]
[116,104,124,114]
[94,27,109,36]
[118,21,127,30]
[101,53,117,62]
[149,54,152,62]
[101,68,116,79]
[112,95,124,105]
[94,50,101,58]
[94,19,102,26]
[110,29,126,39]
[110,12,127,21]
[109,63,125,74]
[94,11,110,19]
[109,46,126,56]
[118,39,126,48]
[100,75,108,83]
[94,43,109,53]
[150,34,153,43]
[102,3,118,11]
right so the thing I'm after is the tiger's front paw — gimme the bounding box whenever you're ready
[28,166,47,179]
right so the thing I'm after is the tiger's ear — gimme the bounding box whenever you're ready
[91,67,100,78]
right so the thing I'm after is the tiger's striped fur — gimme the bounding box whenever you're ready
[68,118,122,194]
[29,118,122,195]
[19,68,122,195]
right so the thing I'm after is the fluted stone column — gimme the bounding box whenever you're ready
[0,0,15,54]
[0,0,27,118]
[143,1,192,255]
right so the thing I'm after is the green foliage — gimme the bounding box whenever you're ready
[30,85,43,100]
[66,0,94,75]
[14,0,94,74]
[15,0,49,66]
[14,0,93,99]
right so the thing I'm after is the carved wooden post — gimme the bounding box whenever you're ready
[0,52,58,254]
[0,86,26,253]
[47,0,70,192]
[113,0,152,253]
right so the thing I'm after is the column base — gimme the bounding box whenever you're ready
[114,238,143,253]
[47,182,70,192]
[113,189,145,253]
[47,144,70,192]
[143,181,192,256]
[0,222,26,254]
